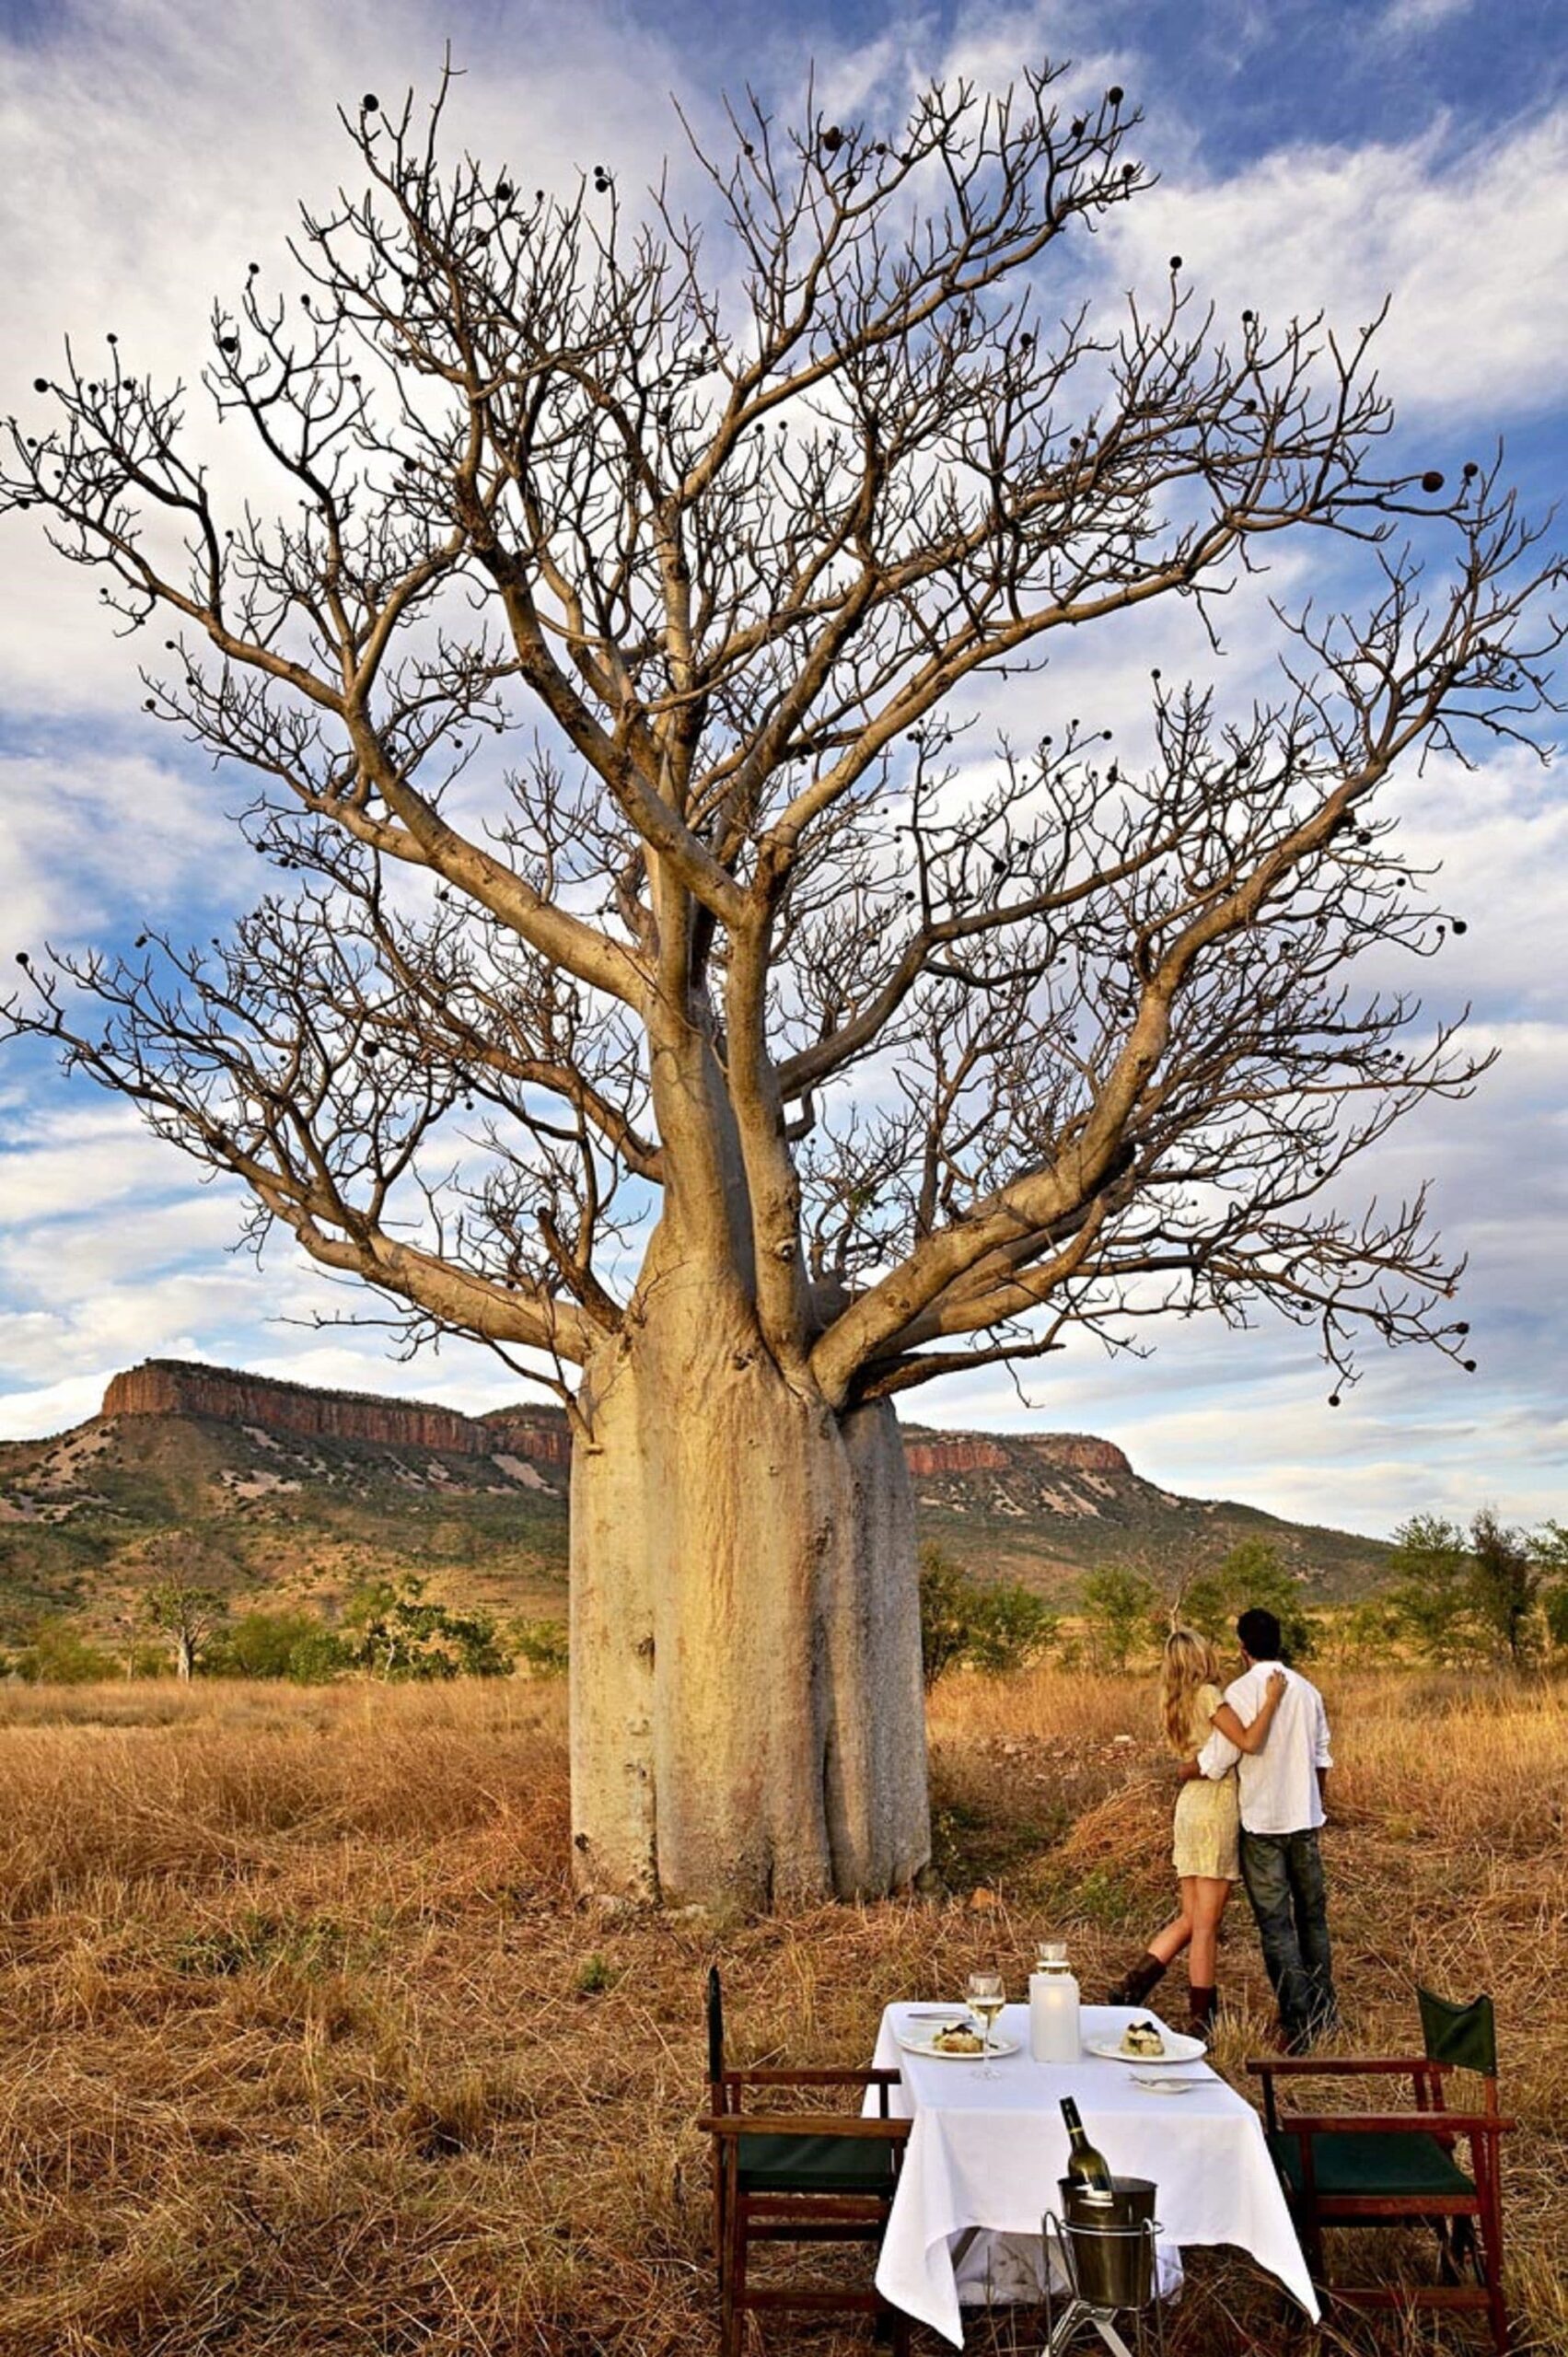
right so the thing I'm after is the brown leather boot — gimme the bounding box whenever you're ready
[1188,1985,1218,2037]
[1105,1952,1167,2007]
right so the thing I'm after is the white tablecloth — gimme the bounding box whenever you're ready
[872,2002,1318,2346]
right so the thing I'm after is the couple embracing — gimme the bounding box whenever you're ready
[1107,1606,1341,2054]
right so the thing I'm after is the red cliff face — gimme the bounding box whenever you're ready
[481,1411,574,1470]
[902,1429,1132,1480]
[100,1365,1134,1487]
[1028,1434,1132,1477]
[102,1362,570,1468]
[903,1435,1011,1477]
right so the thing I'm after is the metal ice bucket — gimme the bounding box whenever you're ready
[1055,2177,1158,2310]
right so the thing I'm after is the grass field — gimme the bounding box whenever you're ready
[0,1667,1562,2356]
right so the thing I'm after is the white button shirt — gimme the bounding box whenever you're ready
[1197,1659,1332,1835]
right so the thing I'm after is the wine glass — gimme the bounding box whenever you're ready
[965,1969,1005,2078]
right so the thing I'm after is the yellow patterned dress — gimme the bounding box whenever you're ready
[1170,1680,1240,1880]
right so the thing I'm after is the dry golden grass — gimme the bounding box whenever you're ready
[0,1667,1562,2356]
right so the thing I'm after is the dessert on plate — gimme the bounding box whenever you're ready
[930,2023,985,2053]
[1119,2018,1167,2058]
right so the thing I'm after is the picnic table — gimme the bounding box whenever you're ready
[871,2001,1318,2345]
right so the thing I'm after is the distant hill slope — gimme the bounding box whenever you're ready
[0,1358,1389,1642]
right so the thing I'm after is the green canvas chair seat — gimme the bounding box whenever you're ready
[737,2128,901,2195]
[702,1967,911,2357]
[1248,1987,1514,2357]
[1268,2127,1475,2200]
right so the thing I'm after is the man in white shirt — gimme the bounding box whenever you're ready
[1194,1607,1340,2051]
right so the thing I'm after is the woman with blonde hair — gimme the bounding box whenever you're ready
[1105,1627,1285,2035]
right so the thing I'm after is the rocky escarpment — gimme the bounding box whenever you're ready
[902,1433,1131,1480]
[102,1364,1124,1492]
[479,1407,572,1470]
[0,1362,1394,1643]
[103,1361,569,1469]
[902,1423,1161,1546]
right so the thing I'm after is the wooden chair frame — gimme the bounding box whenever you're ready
[699,1968,912,2357]
[1249,2038,1515,2353]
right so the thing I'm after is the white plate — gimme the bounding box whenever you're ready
[1132,2074,1208,2095]
[898,2031,1023,2061]
[1086,2031,1208,2067]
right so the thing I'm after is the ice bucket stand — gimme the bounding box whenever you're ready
[1040,2178,1166,2357]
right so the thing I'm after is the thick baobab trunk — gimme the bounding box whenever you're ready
[568,1266,931,1908]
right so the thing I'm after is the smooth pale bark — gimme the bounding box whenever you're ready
[568,1255,931,1908]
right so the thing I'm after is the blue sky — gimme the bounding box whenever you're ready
[1,0,1564,1538]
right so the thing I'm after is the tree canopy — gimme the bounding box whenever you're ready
[2,61,1561,1423]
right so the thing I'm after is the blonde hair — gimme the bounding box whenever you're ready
[1160,1626,1223,1757]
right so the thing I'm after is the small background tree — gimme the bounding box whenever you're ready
[15,1620,119,1685]
[1386,1515,1482,1665]
[1387,1509,1546,1667]
[1544,1583,1568,1656]
[1175,1538,1320,1661]
[1333,1592,1404,1666]
[511,1617,571,1678]
[963,1582,1059,1677]
[343,1575,514,1680]
[917,1544,1057,1685]
[1538,1523,1568,1655]
[1468,1510,1540,1668]
[208,1607,349,1682]
[1078,1564,1158,1670]
[142,1579,228,1682]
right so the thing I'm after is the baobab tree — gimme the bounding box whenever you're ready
[141,1544,229,1682]
[3,67,1560,1905]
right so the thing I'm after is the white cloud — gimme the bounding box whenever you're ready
[0,1090,535,1438]
[1107,106,1568,424]
[918,1297,1568,1535]
[1376,0,1475,36]
[0,749,244,949]
[0,1079,557,1441]
[0,1103,197,1223]
[1381,749,1568,1024]
[0,0,691,721]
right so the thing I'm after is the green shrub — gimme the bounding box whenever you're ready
[210,1608,328,1680]
[1338,1594,1404,1664]
[1525,1523,1567,1656]
[14,1620,119,1684]
[919,1545,1056,1684]
[1078,1564,1158,1670]
[1386,1514,1479,1664]
[1468,1510,1540,1668]
[1171,1538,1320,1662]
[1544,1583,1568,1655]
[919,1547,972,1687]
[342,1575,515,1679]
[961,1581,1059,1675]
[1171,1569,1231,1647]
[512,1618,570,1677]
[1388,1511,1543,1668]
[286,1627,353,1685]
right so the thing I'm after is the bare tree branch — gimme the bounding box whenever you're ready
[2,61,1560,1414]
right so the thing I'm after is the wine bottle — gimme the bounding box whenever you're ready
[1060,2096,1114,2196]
